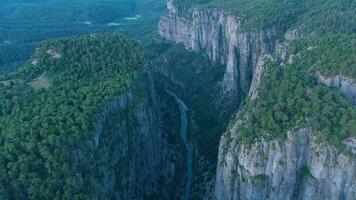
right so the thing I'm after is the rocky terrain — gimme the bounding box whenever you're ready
[157,0,356,199]
[159,0,278,107]
[78,88,167,199]
[0,0,354,199]
[317,73,356,104]
[216,124,356,200]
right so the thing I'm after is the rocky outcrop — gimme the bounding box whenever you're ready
[157,1,282,198]
[158,1,356,200]
[158,0,278,106]
[74,78,175,199]
[317,73,356,104]
[247,54,272,100]
[215,126,356,200]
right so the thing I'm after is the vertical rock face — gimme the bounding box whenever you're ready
[158,0,278,106]
[317,73,356,104]
[158,1,355,199]
[215,126,356,200]
[157,0,281,198]
[74,78,174,199]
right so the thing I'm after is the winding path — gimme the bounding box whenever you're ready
[166,89,192,200]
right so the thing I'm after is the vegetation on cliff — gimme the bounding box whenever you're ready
[175,0,355,34]
[234,35,356,145]
[174,0,356,147]
[146,40,230,198]
[289,35,356,79]
[0,34,143,199]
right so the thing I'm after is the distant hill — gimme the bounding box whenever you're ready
[0,0,165,73]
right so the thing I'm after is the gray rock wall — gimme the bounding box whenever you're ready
[216,125,356,200]
[158,0,278,106]
[73,78,174,199]
[317,73,356,104]
[158,1,356,199]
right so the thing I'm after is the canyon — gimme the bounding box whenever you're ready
[156,0,356,199]
[0,0,354,199]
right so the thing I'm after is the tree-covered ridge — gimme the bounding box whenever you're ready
[289,35,356,79]
[0,0,166,73]
[0,0,135,73]
[175,0,356,34]
[0,34,143,199]
[231,36,356,146]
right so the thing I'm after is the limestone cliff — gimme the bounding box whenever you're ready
[317,73,356,104]
[157,1,355,199]
[216,124,356,200]
[73,77,177,199]
[158,0,278,107]
[157,0,281,198]
[157,1,283,198]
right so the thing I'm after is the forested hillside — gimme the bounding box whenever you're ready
[0,34,143,199]
[0,0,355,199]
[0,0,165,73]
[176,0,356,34]
[233,35,356,146]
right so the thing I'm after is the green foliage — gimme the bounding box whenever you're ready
[147,41,230,189]
[148,42,225,130]
[0,0,133,73]
[0,0,165,73]
[119,0,166,40]
[0,33,143,199]
[235,36,355,145]
[300,165,313,177]
[292,0,356,35]
[289,35,356,79]
[175,1,356,149]
[177,0,303,28]
[175,0,356,34]
[253,174,268,182]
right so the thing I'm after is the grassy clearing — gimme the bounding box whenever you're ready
[28,71,51,90]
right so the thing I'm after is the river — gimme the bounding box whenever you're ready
[166,89,193,200]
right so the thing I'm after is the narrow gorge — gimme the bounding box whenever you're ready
[155,0,356,199]
[166,89,192,200]
[0,0,354,200]
[159,0,279,108]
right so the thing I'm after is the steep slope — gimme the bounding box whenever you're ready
[216,36,356,200]
[159,0,278,108]
[0,34,180,199]
[146,41,230,198]
[216,128,356,200]
[157,0,281,198]
[157,0,356,199]
[159,0,356,106]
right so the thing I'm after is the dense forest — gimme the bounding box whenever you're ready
[0,0,355,199]
[0,0,165,73]
[176,0,356,34]
[0,34,143,199]
[289,35,356,78]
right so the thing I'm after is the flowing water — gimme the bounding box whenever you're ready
[166,89,192,200]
